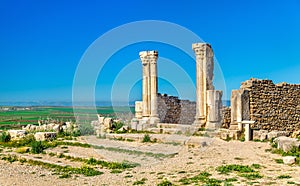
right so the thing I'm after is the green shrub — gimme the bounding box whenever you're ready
[225,177,238,182]
[72,129,81,137]
[1,132,11,142]
[178,171,222,185]
[110,169,122,174]
[239,173,263,180]
[275,159,284,164]
[277,174,292,179]
[142,134,151,143]
[133,178,147,185]
[59,173,71,178]
[31,141,46,154]
[157,179,175,186]
[112,122,124,131]
[1,154,18,163]
[216,164,254,174]
[251,164,261,169]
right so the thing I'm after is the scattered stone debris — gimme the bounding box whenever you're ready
[22,122,78,134]
[34,132,57,141]
[7,130,26,139]
[283,156,296,165]
[274,136,300,152]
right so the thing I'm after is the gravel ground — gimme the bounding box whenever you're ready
[0,136,299,186]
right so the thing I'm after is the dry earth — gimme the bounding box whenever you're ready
[0,134,299,186]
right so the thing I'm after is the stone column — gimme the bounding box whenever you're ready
[149,51,160,124]
[242,120,255,141]
[230,90,241,130]
[134,101,143,119]
[206,90,223,129]
[140,52,151,119]
[230,89,250,130]
[192,43,214,127]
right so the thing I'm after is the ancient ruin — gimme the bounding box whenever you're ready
[224,78,300,134]
[132,43,300,142]
[134,43,223,130]
[135,51,160,125]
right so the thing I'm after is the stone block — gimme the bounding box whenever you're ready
[65,122,73,129]
[104,118,113,129]
[130,120,138,130]
[53,124,62,133]
[137,123,144,131]
[220,132,229,140]
[8,130,26,139]
[260,133,268,141]
[274,136,300,152]
[253,130,268,140]
[118,126,129,132]
[99,117,105,124]
[283,156,296,164]
[34,132,56,141]
[268,131,289,140]
[135,101,143,119]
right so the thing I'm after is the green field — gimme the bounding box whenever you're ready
[0,106,134,130]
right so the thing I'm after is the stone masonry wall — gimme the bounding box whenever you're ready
[157,93,230,126]
[241,78,300,133]
[157,93,196,124]
[221,106,231,129]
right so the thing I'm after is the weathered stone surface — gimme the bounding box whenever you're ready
[104,118,113,129]
[233,78,300,133]
[253,130,268,141]
[138,50,160,124]
[221,107,231,129]
[34,132,56,141]
[134,101,143,119]
[53,124,62,133]
[283,156,296,164]
[130,120,138,130]
[230,89,250,130]
[97,115,105,124]
[8,130,26,139]
[220,132,229,140]
[274,136,300,152]
[23,122,77,133]
[206,90,223,129]
[157,93,196,124]
[193,43,214,126]
[118,126,129,132]
[291,130,300,138]
[267,131,289,140]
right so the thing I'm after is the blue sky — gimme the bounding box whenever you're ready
[0,0,299,104]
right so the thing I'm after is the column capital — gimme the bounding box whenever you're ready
[192,43,213,57]
[140,51,158,65]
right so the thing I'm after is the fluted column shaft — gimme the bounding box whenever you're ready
[150,53,158,118]
[192,43,214,126]
[139,51,159,124]
[140,53,150,117]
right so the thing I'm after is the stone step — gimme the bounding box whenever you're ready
[157,123,193,129]
[147,127,180,134]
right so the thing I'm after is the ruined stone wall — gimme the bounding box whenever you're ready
[241,78,300,133]
[157,93,196,124]
[221,106,231,129]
